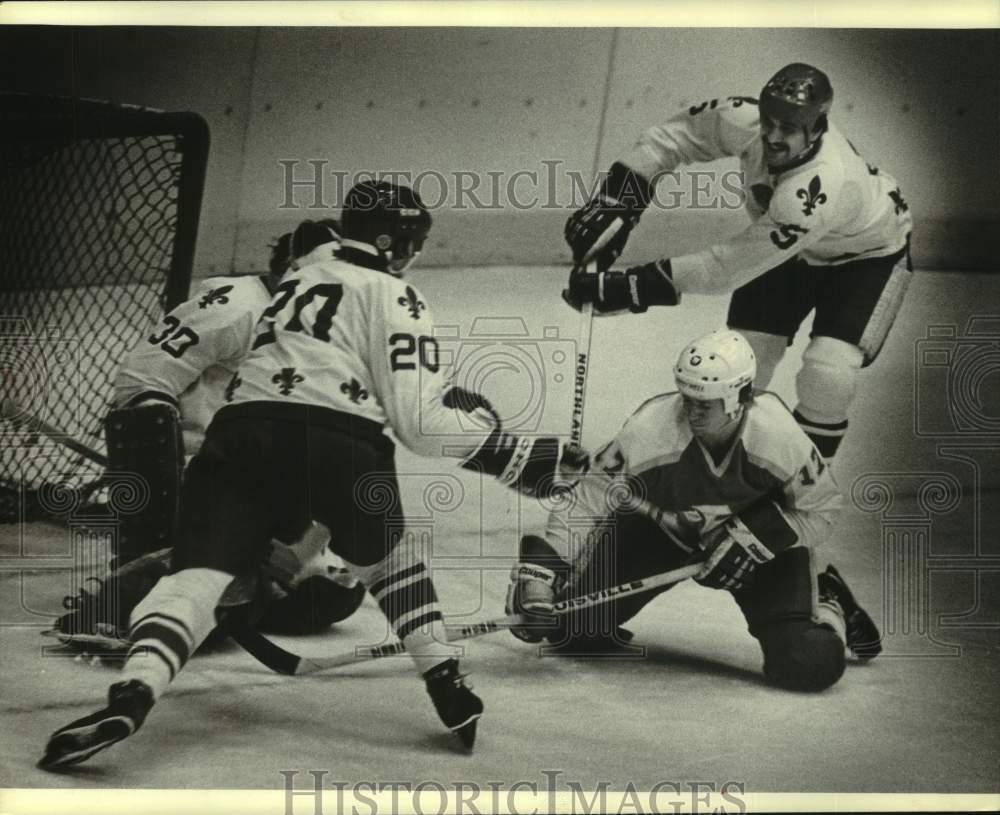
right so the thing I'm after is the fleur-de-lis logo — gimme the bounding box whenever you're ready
[340,378,369,404]
[796,175,827,216]
[889,187,909,215]
[397,286,426,320]
[199,285,233,309]
[224,373,242,402]
[272,367,304,395]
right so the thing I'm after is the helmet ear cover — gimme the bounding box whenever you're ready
[341,181,431,273]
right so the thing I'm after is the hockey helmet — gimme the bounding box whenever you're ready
[760,63,833,138]
[341,180,432,276]
[674,329,756,417]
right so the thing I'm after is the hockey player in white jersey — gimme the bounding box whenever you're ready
[40,180,577,769]
[563,63,913,463]
[506,330,880,691]
[52,219,366,646]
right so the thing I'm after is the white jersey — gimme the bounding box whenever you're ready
[545,391,843,566]
[114,241,342,455]
[620,96,913,294]
[115,274,274,455]
[228,257,490,460]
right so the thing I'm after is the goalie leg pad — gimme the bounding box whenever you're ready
[104,403,184,563]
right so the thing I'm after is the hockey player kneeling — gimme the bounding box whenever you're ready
[52,219,364,650]
[40,180,580,770]
[507,329,882,692]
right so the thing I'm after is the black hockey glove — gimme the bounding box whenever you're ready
[561,259,679,314]
[694,502,794,592]
[564,162,654,271]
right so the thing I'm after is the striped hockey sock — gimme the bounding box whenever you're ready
[123,568,235,699]
[793,408,847,460]
[351,549,457,675]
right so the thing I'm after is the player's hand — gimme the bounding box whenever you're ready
[559,443,590,479]
[694,524,764,592]
[564,196,635,272]
[505,562,563,643]
[562,261,679,314]
[564,162,652,270]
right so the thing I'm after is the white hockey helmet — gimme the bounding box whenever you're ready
[674,329,756,416]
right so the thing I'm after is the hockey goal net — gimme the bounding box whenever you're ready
[0,94,209,521]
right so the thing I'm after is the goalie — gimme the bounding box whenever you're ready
[54,218,366,646]
[506,329,881,692]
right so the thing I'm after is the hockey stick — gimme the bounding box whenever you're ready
[0,397,108,468]
[569,261,596,448]
[229,561,702,676]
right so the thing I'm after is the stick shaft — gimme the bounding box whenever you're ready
[1,397,108,468]
[281,562,701,676]
[570,263,596,448]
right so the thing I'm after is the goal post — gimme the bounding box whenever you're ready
[0,93,210,520]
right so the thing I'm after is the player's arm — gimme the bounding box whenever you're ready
[114,278,253,407]
[563,97,760,271]
[564,166,845,313]
[372,282,581,498]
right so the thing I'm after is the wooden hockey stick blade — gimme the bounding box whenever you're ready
[0,397,108,468]
[233,562,703,676]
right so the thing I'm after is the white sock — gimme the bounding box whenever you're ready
[123,567,234,699]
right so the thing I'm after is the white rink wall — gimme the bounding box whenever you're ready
[3,27,997,274]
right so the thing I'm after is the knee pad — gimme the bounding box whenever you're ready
[795,337,863,424]
[734,329,788,390]
[759,619,846,692]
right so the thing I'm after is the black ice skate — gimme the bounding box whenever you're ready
[423,659,483,750]
[38,679,155,771]
[819,564,882,660]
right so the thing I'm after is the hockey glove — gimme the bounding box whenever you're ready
[564,162,654,271]
[694,519,780,593]
[506,562,564,643]
[562,259,679,314]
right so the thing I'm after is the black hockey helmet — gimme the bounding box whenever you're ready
[760,63,833,139]
[340,179,432,275]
